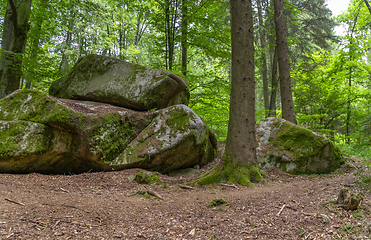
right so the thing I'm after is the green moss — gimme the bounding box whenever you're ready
[195,151,263,187]
[165,107,190,130]
[133,171,162,185]
[266,119,344,174]
[209,198,229,208]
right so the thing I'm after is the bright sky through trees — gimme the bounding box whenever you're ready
[326,0,351,16]
[326,0,351,35]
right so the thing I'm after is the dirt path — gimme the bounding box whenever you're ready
[0,160,370,240]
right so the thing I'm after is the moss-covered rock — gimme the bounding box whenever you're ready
[256,117,344,174]
[113,104,217,173]
[0,89,216,174]
[49,54,190,111]
[133,171,162,185]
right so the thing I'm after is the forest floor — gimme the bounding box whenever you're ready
[1,144,371,240]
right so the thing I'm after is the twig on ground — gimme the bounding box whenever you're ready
[60,188,69,193]
[6,232,14,239]
[296,199,301,209]
[276,204,286,216]
[179,184,195,190]
[302,212,316,216]
[220,183,238,189]
[130,189,163,200]
[286,205,298,211]
[305,231,316,239]
[146,189,163,200]
[52,220,60,229]
[4,198,25,206]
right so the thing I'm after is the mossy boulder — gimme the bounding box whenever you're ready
[49,54,190,111]
[133,171,162,185]
[0,89,217,174]
[111,104,217,173]
[256,117,344,174]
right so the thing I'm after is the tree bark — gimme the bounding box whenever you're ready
[0,0,32,99]
[257,0,269,117]
[269,45,279,117]
[181,0,188,76]
[274,0,297,124]
[225,0,257,165]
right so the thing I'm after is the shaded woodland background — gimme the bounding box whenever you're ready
[0,0,370,159]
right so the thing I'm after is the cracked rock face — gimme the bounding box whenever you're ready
[0,89,216,174]
[49,54,190,111]
[256,117,344,174]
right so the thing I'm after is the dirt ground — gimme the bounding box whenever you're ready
[1,151,370,240]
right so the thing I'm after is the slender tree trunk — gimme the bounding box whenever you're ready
[346,42,353,144]
[274,0,297,124]
[225,0,257,165]
[269,46,279,117]
[364,0,371,14]
[26,2,45,89]
[168,0,178,70]
[181,0,188,76]
[0,0,32,99]
[119,23,123,60]
[257,0,269,117]
[59,30,71,75]
[165,0,170,69]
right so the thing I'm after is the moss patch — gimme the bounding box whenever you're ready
[133,171,162,185]
[209,198,229,208]
[195,151,263,187]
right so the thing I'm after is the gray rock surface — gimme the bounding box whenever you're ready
[49,54,190,111]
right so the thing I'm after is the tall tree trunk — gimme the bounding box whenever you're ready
[257,0,269,117]
[181,0,188,76]
[0,0,32,99]
[225,0,257,165]
[0,3,14,72]
[274,0,297,124]
[269,45,279,117]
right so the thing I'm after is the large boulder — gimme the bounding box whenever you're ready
[49,54,190,111]
[0,89,216,174]
[256,117,344,174]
